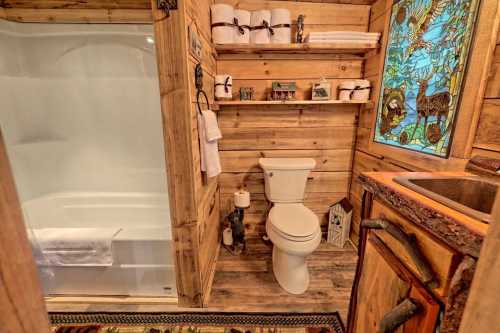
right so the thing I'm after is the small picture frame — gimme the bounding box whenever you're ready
[312,79,332,101]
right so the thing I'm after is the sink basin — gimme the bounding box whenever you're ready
[394,176,498,223]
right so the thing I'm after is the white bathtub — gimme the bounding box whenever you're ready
[23,192,177,297]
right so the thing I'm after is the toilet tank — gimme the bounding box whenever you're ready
[259,158,316,203]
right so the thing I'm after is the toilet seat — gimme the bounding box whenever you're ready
[268,204,320,242]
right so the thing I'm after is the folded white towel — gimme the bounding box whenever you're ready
[215,74,233,100]
[31,228,121,267]
[197,113,222,178]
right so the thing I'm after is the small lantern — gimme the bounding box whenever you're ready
[327,198,353,248]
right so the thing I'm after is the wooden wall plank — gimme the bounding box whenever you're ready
[3,0,151,9]
[0,130,51,333]
[218,106,358,128]
[484,45,500,99]
[219,172,351,194]
[2,8,152,23]
[220,149,353,173]
[473,99,500,152]
[220,127,356,150]
[218,59,363,80]
[214,0,370,26]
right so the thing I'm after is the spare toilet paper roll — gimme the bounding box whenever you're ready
[211,3,235,44]
[234,190,251,208]
[215,75,233,100]
[250,10,272,44]
[234,9,251,44]
[271,8,291,44]
[223,227,233,246]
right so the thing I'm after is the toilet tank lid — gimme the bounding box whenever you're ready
[259,158,316,170]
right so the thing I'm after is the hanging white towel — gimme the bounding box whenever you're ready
[202,110,222,141]
[198,112,222,178]
[31,228,122,267]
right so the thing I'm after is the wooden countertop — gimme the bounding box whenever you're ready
[359,172,488,258]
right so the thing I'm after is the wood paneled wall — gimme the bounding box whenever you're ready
[151,0,220,307]
[185,0,222,307]
[216,0,370,236]
[349,0,500,245]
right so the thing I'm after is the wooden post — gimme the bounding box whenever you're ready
[459,192,500,332]
[150,0,203,307]
[0,129,51,333]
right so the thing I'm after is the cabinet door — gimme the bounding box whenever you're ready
[352,236,440,333]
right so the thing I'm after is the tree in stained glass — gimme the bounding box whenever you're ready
[373,0,480,157]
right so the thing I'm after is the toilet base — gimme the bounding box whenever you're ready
[272,246,310,295]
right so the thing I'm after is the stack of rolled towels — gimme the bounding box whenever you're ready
[211,4,291,44]
[305,31,381,44]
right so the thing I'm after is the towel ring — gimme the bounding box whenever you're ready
[196,89,209,115]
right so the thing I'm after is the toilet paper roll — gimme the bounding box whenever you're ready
[211,4,235,44]
[215,75,233,100]
[234,190,251,208]
[223,227,234,246]
[234,9,251,44]
[250,10,272,44]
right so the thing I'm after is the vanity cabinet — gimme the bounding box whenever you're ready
[348,197,462,333]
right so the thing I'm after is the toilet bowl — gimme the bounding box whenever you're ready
[259,158,321,295]
[267,203,321,294]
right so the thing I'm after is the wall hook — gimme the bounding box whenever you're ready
[157,0,178,18]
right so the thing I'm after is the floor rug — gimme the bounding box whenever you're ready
[50,312,344,333]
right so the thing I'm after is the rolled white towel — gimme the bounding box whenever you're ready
[339,81,356,101]
[211,3,234,44]
[352,79,371,101]
[250,10,272,44]
[215,74,233,100]
[234,9,251,44]
[271,8,291,44]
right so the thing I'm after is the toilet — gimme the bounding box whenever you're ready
[259,158,321,294]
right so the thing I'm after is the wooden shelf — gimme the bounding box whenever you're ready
[215,42,379,56]
[216,100,370,107]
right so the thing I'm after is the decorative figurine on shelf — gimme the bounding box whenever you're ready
[223,189,250,255]
[240,87,255,101]
[296,15,305,43]
[269,81,297,101]
[312,77,332,101]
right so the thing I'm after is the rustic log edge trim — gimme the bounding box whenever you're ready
[358,174,484,257]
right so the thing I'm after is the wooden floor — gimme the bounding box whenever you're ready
[208,238,358,322]
[46,238,358,324]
